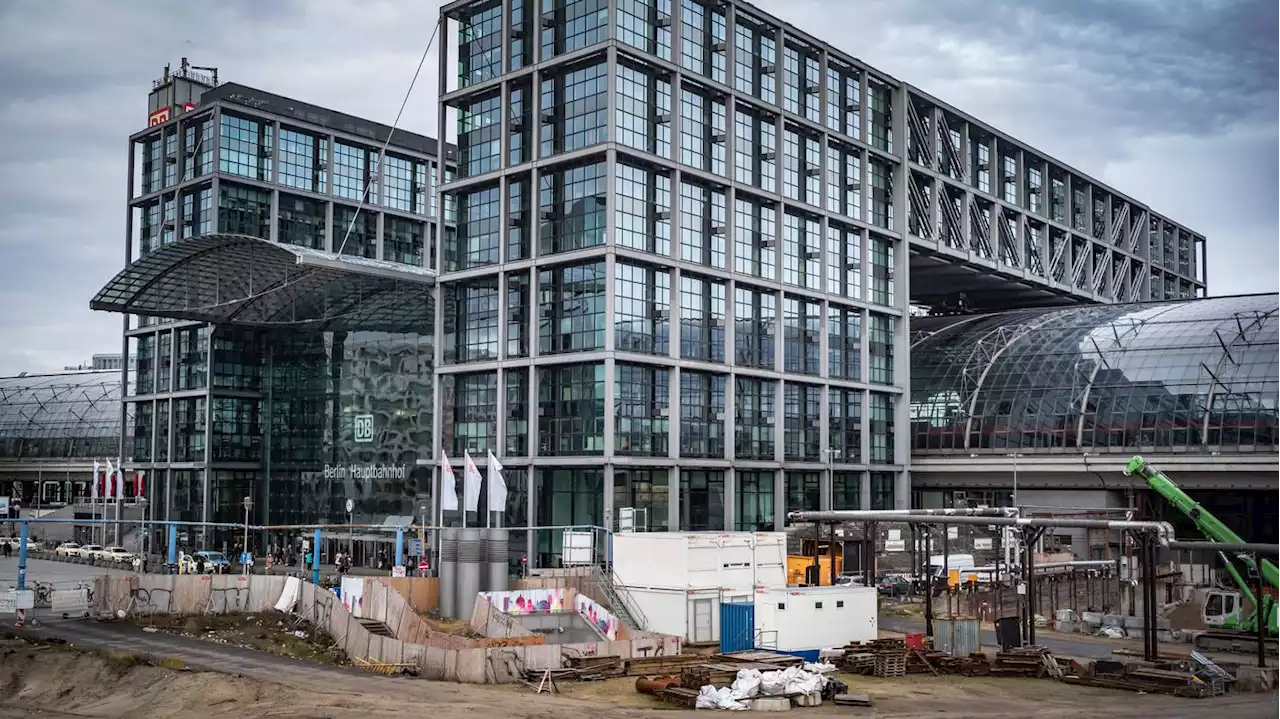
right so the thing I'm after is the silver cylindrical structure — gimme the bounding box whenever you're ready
[487,528,509,593]
[439,527,459,619]
[476,526,489,592]
[457,528,483,619]
[786,511,1177,545]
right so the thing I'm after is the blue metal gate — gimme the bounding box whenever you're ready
[719,602,755,653]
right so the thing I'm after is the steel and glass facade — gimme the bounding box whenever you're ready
[910,294,1278,456]
[119,78,452,553]
[437,0,944,566]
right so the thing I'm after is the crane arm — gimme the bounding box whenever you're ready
[1124,455,1278,590]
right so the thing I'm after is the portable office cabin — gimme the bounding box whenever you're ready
[612,532,787,644]
[752,585,877,653]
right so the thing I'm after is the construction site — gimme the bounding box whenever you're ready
[0,451,1271,716]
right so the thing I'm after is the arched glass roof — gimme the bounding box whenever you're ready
[910,294,1279,454]
[0,371,123,459]
[90,233,435,333]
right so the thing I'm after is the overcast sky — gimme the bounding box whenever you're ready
[0,0,1275,375]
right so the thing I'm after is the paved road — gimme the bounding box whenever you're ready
[0,556,127,587]
[880,617,1125,659]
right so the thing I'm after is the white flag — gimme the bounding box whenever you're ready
[440,453,458,511]
[487,451,507,524]
[91,460,100,500]
[463,451,483,513]
[105,458,116,499]
[115,464,126,501]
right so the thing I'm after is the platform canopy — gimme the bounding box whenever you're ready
[90,234,435,333]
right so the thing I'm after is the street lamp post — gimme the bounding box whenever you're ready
[345,497,355,567]
[419,503,428,576]
[241,496,253,575]
[1006,452,1023,509]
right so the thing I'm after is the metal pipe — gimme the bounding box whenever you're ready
[845,507,1020,518]
[787,511,1177,544]
[1168,541,1279,554]
[966,560,1118,573]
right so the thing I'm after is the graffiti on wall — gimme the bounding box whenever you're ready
[481,588,565,615]
[574,593,619,640]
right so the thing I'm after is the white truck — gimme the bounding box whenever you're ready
[927,553,993,584]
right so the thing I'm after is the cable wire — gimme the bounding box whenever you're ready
[335,17,442,257]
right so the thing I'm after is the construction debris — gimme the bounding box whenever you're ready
[833,693,873,707]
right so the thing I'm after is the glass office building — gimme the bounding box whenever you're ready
[93,67,452,553]
[435,0,1208,565]
[437,0,918,565]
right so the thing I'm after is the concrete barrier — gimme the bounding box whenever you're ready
[93,573,682,684]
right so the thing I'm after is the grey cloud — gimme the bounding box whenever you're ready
[0,0,1274,376]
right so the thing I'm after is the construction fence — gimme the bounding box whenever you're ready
[91,572,681,683]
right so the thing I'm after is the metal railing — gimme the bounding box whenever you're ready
[591,566,649,631]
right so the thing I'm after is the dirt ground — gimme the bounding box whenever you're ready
[417,613,475,637]
[0,638,1274,719]
[126,613,347,666]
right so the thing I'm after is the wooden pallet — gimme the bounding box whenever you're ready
[625,654,704,676]
[715,650,804,667]
[659,686,700,708]
[873,652,907,678]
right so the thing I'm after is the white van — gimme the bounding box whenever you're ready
[927,553,991,583]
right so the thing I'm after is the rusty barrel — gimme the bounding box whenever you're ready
[635,675,681,694]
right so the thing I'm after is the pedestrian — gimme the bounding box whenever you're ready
[2,541,10,558]
[196,555,205,575]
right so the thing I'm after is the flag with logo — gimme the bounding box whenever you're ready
[104,458,116,500]
[440,452,458,511]
[115,463,126,500]
[463,451,482,513]
[134,470,146,499]
[91,460,100,500]
[487,451,507,527]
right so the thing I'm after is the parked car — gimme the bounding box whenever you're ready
[199,551,231,572]
[0,538,41,552]
[54,542,80,557]
[76,544,104,559]
[181,550,231,574]
[100,546,136,564]
[877,575,912,597]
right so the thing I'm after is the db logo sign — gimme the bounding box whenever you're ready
[354,414,374,443]
[148,107,172,126]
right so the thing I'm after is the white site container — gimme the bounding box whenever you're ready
[612,532,787,644]
[752,585,878,653]
[611,532,787,590]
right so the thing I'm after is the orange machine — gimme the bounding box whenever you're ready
[786,539,844,586]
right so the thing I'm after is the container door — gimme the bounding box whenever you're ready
[719,603,755,653]
[692,598,714,643]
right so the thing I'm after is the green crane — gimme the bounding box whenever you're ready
[1124,455,1277,655]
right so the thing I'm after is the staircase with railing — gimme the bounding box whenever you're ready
[587,566,648,631]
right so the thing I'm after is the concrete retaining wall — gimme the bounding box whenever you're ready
[94,574,681,684]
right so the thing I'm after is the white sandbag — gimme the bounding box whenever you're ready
[803,661,837,674]
[729,668,762,700]
[715,686,748,710]
[785,671,824,696]
[695,685,719,709]
[1097,626,1126,639]
[758,667,795,696]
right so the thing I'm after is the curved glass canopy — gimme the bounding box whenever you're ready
[0,372,122,459]
[90,234,435,333]
[910,294,1279,454]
